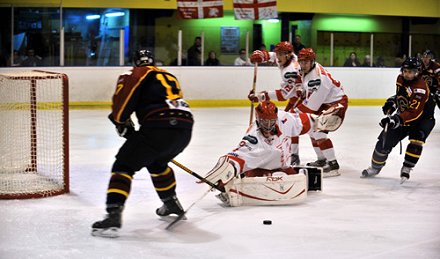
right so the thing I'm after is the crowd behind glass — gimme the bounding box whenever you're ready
[0,7,438,67]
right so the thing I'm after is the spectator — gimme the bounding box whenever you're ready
[293,35,305,55]
[7,50,23,67]
[205,51,220,66]
[343,52,361,67]
[394,53,407,67]
[0,50,7,67]
[187,36,201,66]
[376,56,386,67]
[234,48,251,66]
[362,55,376,67]
[21,49,42,67]
[169,52,188,66]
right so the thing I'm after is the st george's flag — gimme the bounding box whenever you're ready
[233,0,277,20]
[177,0,224,19]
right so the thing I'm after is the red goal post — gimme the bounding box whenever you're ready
[0,70,69,199]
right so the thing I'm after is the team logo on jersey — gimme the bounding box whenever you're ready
[281,118,287,124]
[284,72,298,80]
[307,79,321,91]
[243,135,258,144]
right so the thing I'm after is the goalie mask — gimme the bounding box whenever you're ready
[255,101,278,135]
[133,49,155,67]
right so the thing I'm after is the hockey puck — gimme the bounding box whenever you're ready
[263,220,272,225]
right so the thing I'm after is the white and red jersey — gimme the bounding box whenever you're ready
[296,62,347,114]
[266,53,303,101]
[226,111,312,174]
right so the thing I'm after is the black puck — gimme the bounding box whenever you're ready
[263,220,272,225]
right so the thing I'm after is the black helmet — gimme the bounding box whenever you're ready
[401,57,420,71]
[133,49,154,67]
[422,49,434,58]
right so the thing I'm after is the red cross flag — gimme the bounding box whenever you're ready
[177,0,224,19]
[233,0,277,20]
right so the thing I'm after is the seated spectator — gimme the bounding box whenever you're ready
[362,55,376,67]
[376,56,386,67]
[205,51,220,66]
[21,49,42,67]
[7,50,23,67]
[343,52,361,67]
[234,49,251,66]
[394,53,407,67]
[169,52,188,66]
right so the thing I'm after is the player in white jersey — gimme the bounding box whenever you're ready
[203,101,327,206]
[292,48,348,176]
[248,41,303,164]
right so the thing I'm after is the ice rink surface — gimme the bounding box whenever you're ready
[1,106,439,259]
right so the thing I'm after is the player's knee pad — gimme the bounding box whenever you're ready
[204,156,238,187]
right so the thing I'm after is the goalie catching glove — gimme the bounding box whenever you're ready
[312,103,344,132]
[250,50,270,64]
[108,113,135,138]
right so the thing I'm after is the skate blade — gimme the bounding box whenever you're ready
[158,214,187,221]
[400,177,408,184]
[323,170,340,178]
[91,227,119,238]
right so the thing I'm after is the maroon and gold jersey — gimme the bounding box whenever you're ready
[395,74,434,125]
[420,60,440,93]
[111,66,193,128]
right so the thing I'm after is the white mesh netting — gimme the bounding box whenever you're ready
[0,71,68,198]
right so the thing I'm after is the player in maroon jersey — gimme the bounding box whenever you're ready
[362,57,436,183]
[92,50,194,238]
[420,49,440,109]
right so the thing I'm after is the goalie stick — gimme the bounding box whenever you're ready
[165,187,214,230]
[171,159,224,192]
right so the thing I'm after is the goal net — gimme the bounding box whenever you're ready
[0,70,69,199]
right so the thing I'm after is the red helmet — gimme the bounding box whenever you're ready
[298,48,316,61]
[255,101,278,133]
[274,41,294,54]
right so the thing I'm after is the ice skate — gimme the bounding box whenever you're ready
[156,195,187,219]
[400,166,412,184]
[306,159,326,167]
[290,154,301,166]
[91,206,123,238]
[361,167,380,178]
[322,160,340,177]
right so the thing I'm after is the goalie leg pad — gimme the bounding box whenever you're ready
[204,156,237,186]
[224,173,307,207]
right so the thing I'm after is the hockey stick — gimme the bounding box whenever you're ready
[249,62,258,126]
[381,109,393,149]
[165,187,214,230]
[284,97,301,112]
[171,159,224,192]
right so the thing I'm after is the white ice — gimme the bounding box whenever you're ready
[1,107,440,259]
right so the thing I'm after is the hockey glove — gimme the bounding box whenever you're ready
[382,96,397,115]
[379,114,401,129]
[248,90,269,103]
[250,50,270,64]
[108,114,135,138]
